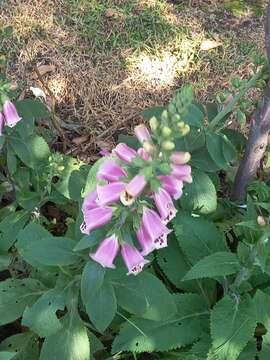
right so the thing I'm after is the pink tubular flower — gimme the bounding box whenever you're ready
[121,242,149,275]
[99,149,110,157]
[171,164,192,183]
[170,151,191,165]
[97,182,125,205]
[154,188,177,224]
[113,143,137,163]
[97,160,127,182]
[3,100,21,128]
[80,207,113,235]
[90,235,119,269]
[137,147,151,161]
[82,190,98,214]
[136,226,155,256]
[142,208,171,249]
[120,175,147,206]
[134,124,151,143]
[0,112,4,135]
[158,175,183,200]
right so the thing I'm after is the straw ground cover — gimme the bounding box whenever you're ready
[0,0,267,157]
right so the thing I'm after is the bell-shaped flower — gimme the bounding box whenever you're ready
[97,160,127,182]
[120,175,147,206]
[3,100,21,128]
[137,147,151,161]
[134,124,151,143]
[136,225,155,256]
[80,206,113,235]
[82,190,98,214]
[171,164,192,183]
[170,151,191,165]
[0,112,4,135]
[158,175,183,200]
[97,182,125,206]
[121,242,149,275]
[154,188,177,224]
[113,143,137,163]
[90,234,119,269]
[141,208,170,249]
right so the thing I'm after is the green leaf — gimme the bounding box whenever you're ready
[253,290,270,334]
[6,146,17,175]
[208,296,257,360]
[182,104,204,127]
[157,237,216,300]
[206,132,228,169]
[0,278,45,326]
[82,157,105,197]
[0,210,29,251]
[81,261,105,300]
[16,223,54,270]
[238,342,257,360]
[221,129,246,152]
[114,272,177,321]
[173,214,227,264]
[175,128,205,152]
[180,170,217,214]
[191,148,220,172]
[0,333,39,360]
[22,287,66,337]
[28,134,50,166]
[20,236,79,266]
[0,352,15,360]
[112,293,209,353]
[83,281,116,332]
[183,252,240,281]
[206,103,219,122]
[118,134,140,149]
[73,228,108,251]
[40,309,90,360]
[141,106,165,120]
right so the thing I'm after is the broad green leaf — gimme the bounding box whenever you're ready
[253,290,270,344]
[222,135,236,163]
[83,281,116,332]
[40,310,90,360]
[0,210,29,251]
[191,148,220,172]
[208,296,257,360]
[22,287,66,337]
[82,157,105,197]
[0,333,39,360]
[6,146,17,175]
[0,278,45,325]
[118,134,140,149]
[206,103,219,122]
[16,223,54,270]
[191,334,212,358]
[182,104,204,127]
[206,132,228,169]
[112,294,209,353]
[0,251,11,271]
[238,342,257,360]
[68,168,89,201]
[114,272,177,321]
[183,252,240,281]
[20,236,79,266]
[221,129,246,152]
[88,331,104,356]
[28,134,50,166]
[141,106,165,120]
[157,237,216,301]
[180,170,217,214]
[175,128,205,152]
[81,261,105,301]
[173,214,227,264]
[0,352,15,360]
[73,228,108,251]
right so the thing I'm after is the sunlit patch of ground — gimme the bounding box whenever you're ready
[0,0,267,156]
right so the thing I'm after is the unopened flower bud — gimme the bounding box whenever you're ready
[181,124,190,136]
[172,114,181,123]
[170,151,191,165]
[149,116,159,131]
[143,141,156,155]
[134,124,151,144]
[161,126,172,137]
[177,121,185,129]
[57,165,65,171]
[161,110,169,121]
[257,216,268,227]
[162,140,175,151]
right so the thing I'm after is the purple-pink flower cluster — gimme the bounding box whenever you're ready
[0,100,21,135]
[80,124,192,275]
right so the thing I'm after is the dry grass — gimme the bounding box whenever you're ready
[0,0,267,156]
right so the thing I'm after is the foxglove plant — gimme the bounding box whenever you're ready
[0,100,21,134]
[81,112,192,275]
